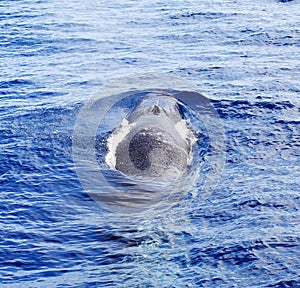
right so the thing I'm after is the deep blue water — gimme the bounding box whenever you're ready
[1,0,300,287]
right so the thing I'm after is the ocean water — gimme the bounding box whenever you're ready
[1,0,300,287]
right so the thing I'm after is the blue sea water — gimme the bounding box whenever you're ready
[1,0,300,287]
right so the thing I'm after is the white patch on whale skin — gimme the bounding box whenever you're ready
[105,118,135,168]
[174,119,197,165]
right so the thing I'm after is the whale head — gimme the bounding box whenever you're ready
[106,93,196,182]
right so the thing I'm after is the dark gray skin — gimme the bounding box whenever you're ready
[112,94,192,180]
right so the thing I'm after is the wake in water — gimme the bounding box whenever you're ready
[72,74,226,214]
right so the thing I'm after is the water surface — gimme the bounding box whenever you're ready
[0,0,299,287]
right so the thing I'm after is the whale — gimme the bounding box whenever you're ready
[106,92,196,182]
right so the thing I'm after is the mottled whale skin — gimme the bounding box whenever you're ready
[106,93,195,181]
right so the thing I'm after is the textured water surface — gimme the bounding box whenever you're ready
[0,0,299,287]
